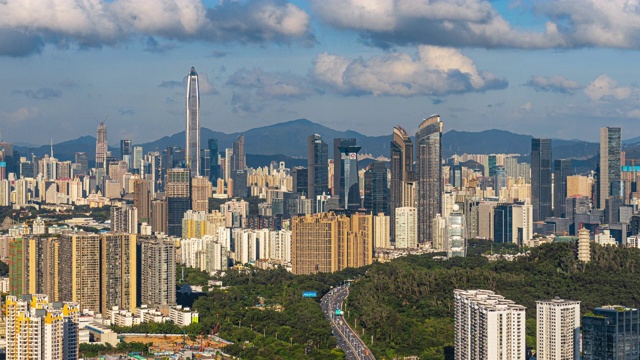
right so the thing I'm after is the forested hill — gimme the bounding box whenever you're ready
[346,241,640,360]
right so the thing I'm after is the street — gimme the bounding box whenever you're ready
[321,284,376,360]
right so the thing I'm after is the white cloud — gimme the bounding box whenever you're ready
[519,102,533,112]
[227,68,318,100]
[0,0,312,56]
[311,0,640,49]
[1,107,39,122]
[311,46,507,96]
[311,0,560,49]
[584,75,632,101]
[525,76,582,94]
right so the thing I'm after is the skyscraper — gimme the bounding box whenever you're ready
[390,126,413,242]
[207,138,220,182]
[120,139,132,168]
[134,179,152,223]
[96,122,108,169]
[186,67,200,176]
[532,138,552,221]
[333,138,356,196]
[553,159,572,218]
[139,237,176,307]
[191,176,212,212]
[337,143,361,210]
[166,168,191,237]
[416,115,442,243]
[75,152,88,175]
[536,298,580,360]
[100,234,137,314]
[363,161,388,215]
[599,127,622,209]
[58,232,101,313]
[231,134,246,173]
[307,134,329,205]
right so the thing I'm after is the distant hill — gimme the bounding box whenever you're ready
[13,119,621,173]
[139,118,390,158]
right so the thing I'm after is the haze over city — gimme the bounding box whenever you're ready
[2,0,640,145]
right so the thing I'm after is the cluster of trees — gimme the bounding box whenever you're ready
[344,241,640,359]
[188,267,366,359]
[79,341,150,357]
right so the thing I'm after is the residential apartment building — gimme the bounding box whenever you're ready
[454,289,526,360]
[536,298,580,360]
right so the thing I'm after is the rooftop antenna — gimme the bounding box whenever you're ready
[50,138,54,158]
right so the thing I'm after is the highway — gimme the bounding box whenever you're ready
[321,284,375,360]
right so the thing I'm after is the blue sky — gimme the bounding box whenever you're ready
[1,0,640,146]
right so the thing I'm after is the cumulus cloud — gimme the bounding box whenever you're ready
[159,80,183,89]
[519,102,533,112]
[525,76,581,94]
[311,46,507,96]
[0,107,39,122]
[12,87,63,99]
[584,75,633,101]
[227,67,318,100]
[311,0,640,49]
[230,92,266,114]
[0,0,313,56]
[158,71,217,94]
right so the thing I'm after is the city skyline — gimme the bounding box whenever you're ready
[1,1,640,145]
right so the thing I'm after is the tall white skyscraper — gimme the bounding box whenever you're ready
[186,67,200,176]
[536,298,581,360]
[454,289,526,360]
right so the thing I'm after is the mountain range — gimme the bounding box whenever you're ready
[14,118,628,169]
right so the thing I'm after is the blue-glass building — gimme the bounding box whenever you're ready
[582,306,640,360]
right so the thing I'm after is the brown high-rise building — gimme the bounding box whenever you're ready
[231,134,246,173]
[100,233,137,314]
[291,212,372,275]
[59,232,101,313]
[134,179,153,223]
[151,199,167,234]
[191,176,212,212]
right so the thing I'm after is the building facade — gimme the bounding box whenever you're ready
[307,134,329,205]
[416,115,442,244]
[6,294,79,360]
[390,126,414,242]
[454,289,526,360]
[531,138,552,222]
[185,67,200,176]
[536,298,580,360]
[291,212,373,275]
[583,305,640,359]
